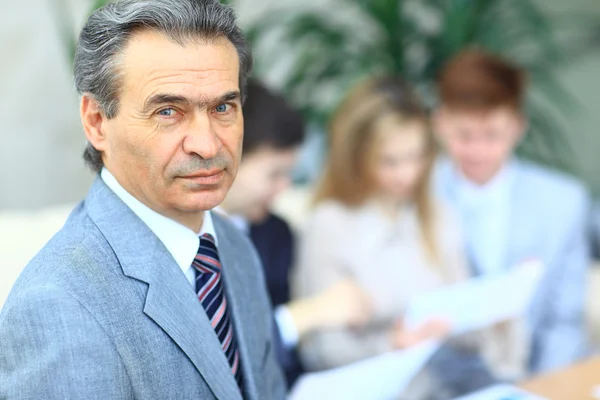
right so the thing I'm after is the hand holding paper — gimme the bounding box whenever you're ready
[391,317,451,349]
[288,260,544,400]
[404,260,543,335]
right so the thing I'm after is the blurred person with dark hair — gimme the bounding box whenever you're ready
[217,80,372,387]
[433,49,591,374]
[294,76,512,399]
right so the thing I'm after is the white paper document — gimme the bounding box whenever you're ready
[404,260,543,334]
[288,260,543,400]
[452,384,548,400]
[288,340,440,400]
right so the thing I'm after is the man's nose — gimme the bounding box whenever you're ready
[182,113,221,159]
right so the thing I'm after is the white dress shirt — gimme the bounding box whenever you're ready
[453,162,515,276]
[101,168,217,286]
[213,206,299,348]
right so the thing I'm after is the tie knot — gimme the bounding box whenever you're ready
[201,233,216,245]
[195,233,221,272]
[200,233,218,254]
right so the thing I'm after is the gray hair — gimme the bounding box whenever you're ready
[74,0,253,172]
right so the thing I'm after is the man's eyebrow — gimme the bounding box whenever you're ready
[142,91,241,114]
[216,91,241,104]
[196,91,242,109]
[142,94,190,113]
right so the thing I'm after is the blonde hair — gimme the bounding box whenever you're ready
[315,76,440,263]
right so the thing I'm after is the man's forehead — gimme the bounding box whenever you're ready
[119,29,240,91]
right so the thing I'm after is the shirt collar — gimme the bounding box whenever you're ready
[100,168,217,275]
[452,159,516,208]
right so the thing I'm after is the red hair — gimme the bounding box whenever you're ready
[438,49,527,111]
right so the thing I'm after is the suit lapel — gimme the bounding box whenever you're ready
[84,177,241,400]
[214,216,263,400]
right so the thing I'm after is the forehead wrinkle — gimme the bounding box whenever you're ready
[139,67,236,91]
[137,74,239,110]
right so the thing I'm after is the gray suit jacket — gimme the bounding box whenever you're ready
[0,177,286,399]
[434,157,591,374]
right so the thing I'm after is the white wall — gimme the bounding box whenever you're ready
[0,0,599,211]
[0,0,93,209]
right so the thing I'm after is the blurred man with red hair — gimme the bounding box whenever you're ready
[433,49,591,375]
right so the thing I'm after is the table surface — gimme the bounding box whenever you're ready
[520,357,600,399]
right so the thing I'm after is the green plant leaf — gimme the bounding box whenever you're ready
[243,0,599,178]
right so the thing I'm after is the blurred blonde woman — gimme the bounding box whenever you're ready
[293,77,525,398]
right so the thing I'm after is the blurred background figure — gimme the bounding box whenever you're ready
[433,49,591,374]
[217,80,371,387]
[293,76,512,398]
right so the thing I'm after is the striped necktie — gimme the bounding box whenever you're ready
[193,233,244,394]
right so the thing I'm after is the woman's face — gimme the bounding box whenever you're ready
[373,118,428,202]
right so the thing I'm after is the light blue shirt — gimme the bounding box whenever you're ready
[453,162,515,275]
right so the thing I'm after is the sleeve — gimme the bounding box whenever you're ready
[0,285,132,399]
[530,188,591,373]
[300,327,393,370]
[274,305,300,348]
[292,203,350,300]
[292,203,393,370]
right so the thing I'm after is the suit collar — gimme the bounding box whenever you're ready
[212,214,263,400]
[84,176,243,400]
[99,167,217,276]
[435,155,519,203]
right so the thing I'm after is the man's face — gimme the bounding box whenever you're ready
[226,147,299,223]
[435,107,525,185]
[88,30,243,228]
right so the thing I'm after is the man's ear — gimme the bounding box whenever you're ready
[81,94,108,152]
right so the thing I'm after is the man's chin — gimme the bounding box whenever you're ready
[178,186,230,212]
[462,168,495,185]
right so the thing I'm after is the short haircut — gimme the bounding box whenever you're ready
[241,80,305,155]
[438,49,527,111]
[74,0,252,172]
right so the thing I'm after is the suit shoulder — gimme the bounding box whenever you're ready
[518,161,589,203]
[4,205,115,310]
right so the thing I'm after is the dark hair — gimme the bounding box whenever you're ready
[241,80,305,156]
[74,0,253,172]
[438,48,527,111]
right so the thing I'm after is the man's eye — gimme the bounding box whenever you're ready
[215,104,232,113]
[158,108,177,117]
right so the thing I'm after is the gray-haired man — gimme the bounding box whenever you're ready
[0,1,286,399]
